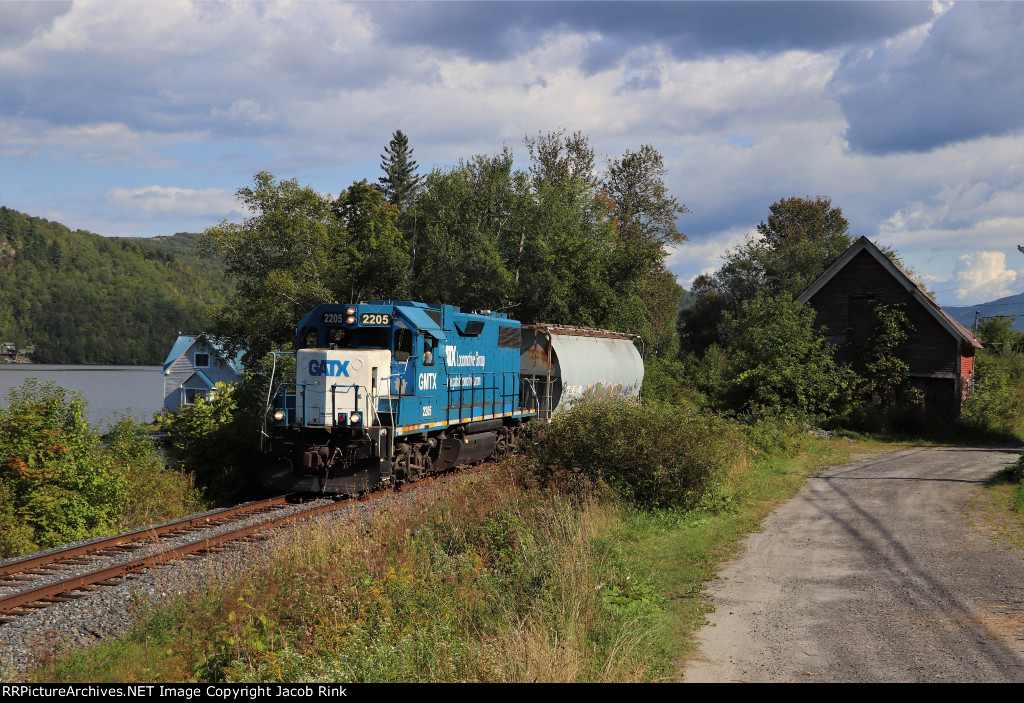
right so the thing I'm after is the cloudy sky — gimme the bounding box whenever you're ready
[2,0,1022,307]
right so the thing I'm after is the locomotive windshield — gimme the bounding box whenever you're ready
[298,325,391,350]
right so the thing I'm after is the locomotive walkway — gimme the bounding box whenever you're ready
[684,444,1024,683]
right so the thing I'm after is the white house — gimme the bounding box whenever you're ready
[161,336,244,412]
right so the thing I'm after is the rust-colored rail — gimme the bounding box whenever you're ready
[0,496,290,585]
[0,495,352,620]
[0,463,496,621]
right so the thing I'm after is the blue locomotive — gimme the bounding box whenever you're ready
[260,300,645,495]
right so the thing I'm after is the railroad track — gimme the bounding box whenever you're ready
[0,469,470,624]
[0,495,312,622]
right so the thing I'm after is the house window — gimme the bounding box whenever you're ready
[183,388,206,405]
[194,352,210,368]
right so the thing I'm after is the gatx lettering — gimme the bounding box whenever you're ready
[308,359,350,377]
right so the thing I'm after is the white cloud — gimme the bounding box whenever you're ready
[209,99,276,125]
[1,0,1019,303]
[950,251,1022,301]
[107,186,239,217]
[1,117,201,168]
[666,226,754,287]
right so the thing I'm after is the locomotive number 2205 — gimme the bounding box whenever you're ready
[359,313,391,326]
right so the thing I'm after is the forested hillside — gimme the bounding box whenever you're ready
[0,207,232,364]
[944,293,1024,332]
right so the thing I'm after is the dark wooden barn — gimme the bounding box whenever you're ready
[797,237,983,417]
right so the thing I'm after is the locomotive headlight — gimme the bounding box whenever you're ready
[346,315,356,324]
[346,306,356,315]
[349,413,361,425]
[273,410,285,421]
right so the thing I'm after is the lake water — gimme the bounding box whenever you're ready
[0,365,164,427]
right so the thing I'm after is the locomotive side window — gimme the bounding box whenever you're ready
[394,328,413,362]
[423,334,437,366]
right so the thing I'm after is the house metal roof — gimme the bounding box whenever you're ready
[162,335,246,375]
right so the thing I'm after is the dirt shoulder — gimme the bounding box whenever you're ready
[683,444,1024,683]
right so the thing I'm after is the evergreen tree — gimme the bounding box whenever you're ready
[379,130,423,213]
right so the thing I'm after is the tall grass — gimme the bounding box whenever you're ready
[32,404,907,684]
[41,467,665,683]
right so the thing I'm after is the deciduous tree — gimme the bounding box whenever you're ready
[680,196,853,357]
[201,172,340,365]
[721,292,856,416]
[853,301,922,407]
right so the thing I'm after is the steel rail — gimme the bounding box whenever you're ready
[0,463,496,620]
[0,496,290,580]
[0,495,353,618]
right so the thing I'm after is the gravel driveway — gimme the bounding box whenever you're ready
[684,444,1024,683]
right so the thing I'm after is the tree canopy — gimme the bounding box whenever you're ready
[201,172,411,365]
[679,196,853,357]
[197,133,692,365]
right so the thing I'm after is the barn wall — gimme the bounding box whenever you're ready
[806,250,957,377]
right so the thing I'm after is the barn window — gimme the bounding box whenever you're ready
[848,296,876,346]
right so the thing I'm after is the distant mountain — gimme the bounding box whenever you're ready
[943,293,1024,333]
[0,207,232,364]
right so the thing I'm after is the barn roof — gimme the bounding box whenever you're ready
[796,237,982,349]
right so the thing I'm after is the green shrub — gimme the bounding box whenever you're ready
[1008,455,1024,515]
[961,352,1024,439]
[739,410,809,460]
[0,380,204,557]
[835,402,929,437]
[641,356,696,406]
[158,382,247,503]
[721,292,857,418]
[0,380,127,554]
[527,397,740,509]
[103,417,204,529]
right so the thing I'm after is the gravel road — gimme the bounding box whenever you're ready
[684,444,1024,683]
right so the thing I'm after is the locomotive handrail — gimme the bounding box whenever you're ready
[328,382,361,427]
[442,369,520,423]
[261,350,296,451]
[274,382,311,427]
[521,377,539,414]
